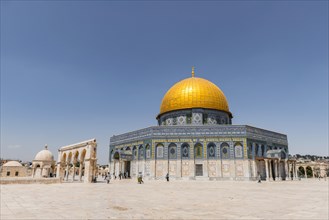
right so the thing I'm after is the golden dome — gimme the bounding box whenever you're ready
[159,71,231,116]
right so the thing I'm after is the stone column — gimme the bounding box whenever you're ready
[278,159,281,180]
[65,164,69,181]
[264,159,269,181]
[258,145,262,157]
[79,163,83,181]
[72,164,76,181]
[294,163,298,179]
[274,160,278,181]
[84,160,92,183]
[284,160,288,180]
[56,162,61,179]
[269,160,273,180]
[251,143,256,179]
[312,167,315,178]
[166,143,170,177]
[304,166,307,178]
[252,143,256,160]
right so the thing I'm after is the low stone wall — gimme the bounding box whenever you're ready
[0,177,61,184]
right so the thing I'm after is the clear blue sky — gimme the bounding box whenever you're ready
[1,1,328,164]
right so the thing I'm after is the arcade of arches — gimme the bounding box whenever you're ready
[110,141,300,181]
[56,139,98,183]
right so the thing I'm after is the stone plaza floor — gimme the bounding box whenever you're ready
[1,178,328,219]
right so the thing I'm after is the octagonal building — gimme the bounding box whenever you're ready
[109,68,294,181]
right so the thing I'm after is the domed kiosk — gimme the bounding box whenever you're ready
[109,68,293,181]
[32,145,56,178]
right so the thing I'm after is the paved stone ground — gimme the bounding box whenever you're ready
[1,178,328,219]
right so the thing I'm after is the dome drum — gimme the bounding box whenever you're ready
[158,108,232,126]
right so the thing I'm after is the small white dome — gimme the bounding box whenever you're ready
[34,145,54,161]
[3,161,22,167]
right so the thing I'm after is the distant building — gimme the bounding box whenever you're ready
[0,161,28,177]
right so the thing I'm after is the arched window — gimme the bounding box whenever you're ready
[132,147,137,160]
[138,145,144,160]
[207,143,216,159]
[255,144,259,156]
[145,145,151,159]
[221,143,230,159]
[168,143,177,159]
[234,143,243,158]
[181,143,189,159]
[113,152,120,160]
[194,143,203,159]
[248,144,252,159]
[156,144,164,159]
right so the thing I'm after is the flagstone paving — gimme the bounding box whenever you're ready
[1,178,328,219]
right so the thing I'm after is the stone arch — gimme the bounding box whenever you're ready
[194,143,203,159]
[168,143,177,160]
[298,166,305,177]
[62,153,67,162]
[80,149,87,161]
[181,143,190,159]
[220,142,230,159]
[74,151,79,165]
[113,151,120,160]
[67,152,73,164]
[306,166,313,178]
[207,142,216,159]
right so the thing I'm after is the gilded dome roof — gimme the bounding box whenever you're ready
[159,70,230,116]
[34,145,54,161]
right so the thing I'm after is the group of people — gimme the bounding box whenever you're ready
[103,171,171,184]
[104,171,130,184]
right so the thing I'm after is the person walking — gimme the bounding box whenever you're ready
[166,173,169,182]
[257,172,261,183]
[105,174,110,184]
[138,173,144,184]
